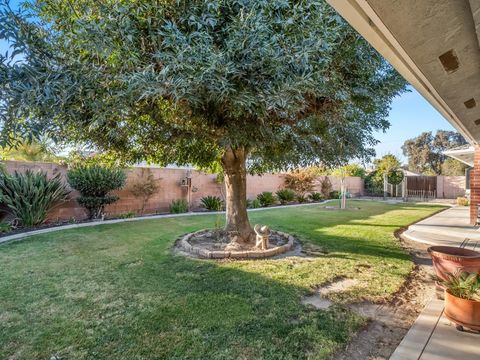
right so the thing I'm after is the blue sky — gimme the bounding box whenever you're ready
[373,86,455,162]
[0,1,457,163]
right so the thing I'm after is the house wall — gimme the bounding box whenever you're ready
[3,161,364,221]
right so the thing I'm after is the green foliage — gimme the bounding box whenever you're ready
[296,194,308,203]
[309,192,323,202]
[0,222,12,233]
[67,165,126,219]
[0,1,406,171]
[275,189,296,204]
[441,158,467,176]
[0,136,61,163]
[320,177,333,199]
[247,198,261,209]
[284,170,316,196]
[371,154,404,185]
[436,272,480,301]
[0,170,69,227]
[117,211,137,219]
[330,164,366,178]
[329,191,340,199]
[456,197,469,206]
[402,130,467,175]
[256,192,276,207]
[200,196,223,211]
[169,199,189,214]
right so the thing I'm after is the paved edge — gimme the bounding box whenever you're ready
[389,298,444,360]
[0,200,333,246]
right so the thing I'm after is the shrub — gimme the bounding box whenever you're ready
[436,272,480,301]
[247,198,261,209]
[201,195,223,211]
[276,189,296,204]
[320,177,333,198]
[130,169,160,214]
[117,211,136,219]
[329,190,340,199]
[296,194,308,203]
[256,192,276,207]
[456,197,469,206]
[67,165,126,219]
[284,169,315,196]
[0,222,12,233]
[0,170,69,227]
[169,199,189,213]
[309,192,323,201]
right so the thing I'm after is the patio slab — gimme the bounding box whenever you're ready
[402,206,480,249]
[390,298,480,360]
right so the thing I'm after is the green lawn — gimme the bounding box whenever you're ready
[0,201,444,359]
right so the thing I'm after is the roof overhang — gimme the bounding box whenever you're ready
[326,0,480,145]
[443,146,475,167]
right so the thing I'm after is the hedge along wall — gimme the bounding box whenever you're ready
[3,160,364,221]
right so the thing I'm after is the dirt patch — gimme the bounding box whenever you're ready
[332,231,436,360]
[302,277,358,310]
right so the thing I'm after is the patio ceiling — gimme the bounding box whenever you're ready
[327,0,480,145]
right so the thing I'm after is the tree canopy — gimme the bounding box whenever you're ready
[0,0,407,243]
[402,130,467,175]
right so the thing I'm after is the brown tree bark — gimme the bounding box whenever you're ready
[221,146,255,244]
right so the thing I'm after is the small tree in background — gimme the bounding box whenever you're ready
[130,169,160,215]
[330,164,366,178]
[320,177,333,199]
[284,169,316,197]
[67,166,126,219]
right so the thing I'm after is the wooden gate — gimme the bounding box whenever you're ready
[405,176,437,201]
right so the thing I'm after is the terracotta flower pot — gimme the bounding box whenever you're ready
[428,246,480,281]
[444,290,480,331]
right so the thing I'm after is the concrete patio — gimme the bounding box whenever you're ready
[402,206,480,249]
[392,206,480,359]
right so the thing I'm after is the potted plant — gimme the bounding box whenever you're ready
[436,272,480,331]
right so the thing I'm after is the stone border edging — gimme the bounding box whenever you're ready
[178,229,295,259]
[0,200,330,246]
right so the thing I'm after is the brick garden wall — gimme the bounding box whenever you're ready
[3,160,364,221]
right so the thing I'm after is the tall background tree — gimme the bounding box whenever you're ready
[402,130,467,175]
[0,0,406,245]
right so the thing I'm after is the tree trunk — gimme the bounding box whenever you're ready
[221,146,255,244]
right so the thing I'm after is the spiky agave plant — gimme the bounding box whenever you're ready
[436,272,480,301]
[0,170,70,227]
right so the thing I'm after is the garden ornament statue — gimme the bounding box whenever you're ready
[254,224,270,250]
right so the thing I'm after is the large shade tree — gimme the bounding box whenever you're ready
[0,0,406,245]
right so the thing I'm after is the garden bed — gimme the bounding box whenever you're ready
[176,229,295,259]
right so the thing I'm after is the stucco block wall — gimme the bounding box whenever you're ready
[436,176,466,199]
[3,161,364,221]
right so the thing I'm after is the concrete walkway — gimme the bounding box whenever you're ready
[390,298,480,360]
[402,206,480,249]
[392,206,480,359]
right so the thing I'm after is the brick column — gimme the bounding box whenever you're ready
[470,146,480,224]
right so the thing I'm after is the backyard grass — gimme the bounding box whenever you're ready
[0,200,444,359]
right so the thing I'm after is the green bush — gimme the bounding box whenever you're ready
[169,199,189,213]
[67,165,126,219]
[201,196,223,211]
[276,189,296,204]
[456,197,469,206]
[0,170,69,227]
[256,192,276,207]
[309,192,323,201]
[247,198,261,209]
[0,222,12,233]
[329,190,340,199]
[296,194,308,203]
